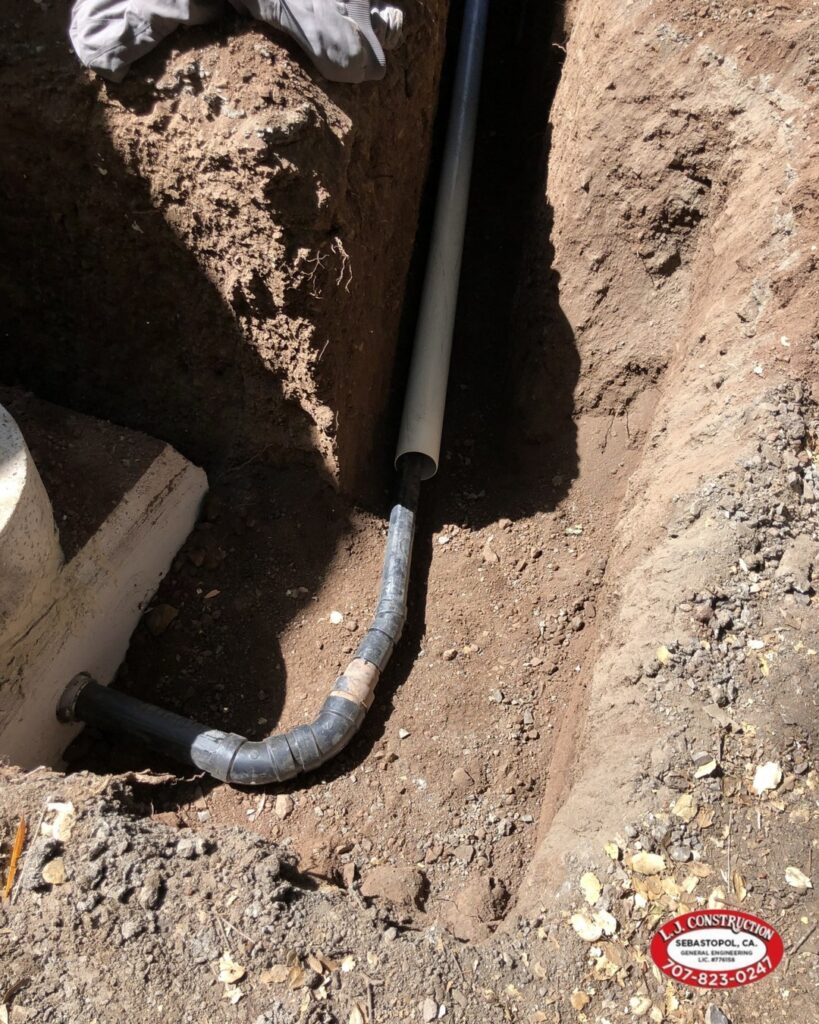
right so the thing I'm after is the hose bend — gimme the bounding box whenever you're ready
[57,455,423,784]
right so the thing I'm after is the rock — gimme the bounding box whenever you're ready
[570,991,589,1010]
[175,837,197,859]
[668,845,692,863]
[451,767,472,791]
[482,542,500,565]
[42,857,66,886]
[570,913,602,942]
[329,610,344,625]
[671,793,698,823]
[784,866,812,890]
[629,995,652,1017]
[360,863,426,913]
[705,1007,732,1024]
[138,868,164,909]
[630,852,666,875]
[442,648,457,661]
[341,862,357,888]
[453,844,475,864]
[274,794,294,820]
[775,535,818,583]
[443,875,508,942]
[144,603,178,636]
[120,918,145,941]
[579,871,602,905]
[422,998,438,1022]
[752,762,782,795]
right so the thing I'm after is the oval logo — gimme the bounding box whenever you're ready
[650,910,784,988]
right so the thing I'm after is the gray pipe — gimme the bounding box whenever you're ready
[56,0,489,784]
[395,0,489,479]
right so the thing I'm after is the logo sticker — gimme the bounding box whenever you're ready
[650,910,784,988]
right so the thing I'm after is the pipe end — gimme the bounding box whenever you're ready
[57,672,94,723]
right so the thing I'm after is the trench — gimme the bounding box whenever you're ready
[4,0,652,922]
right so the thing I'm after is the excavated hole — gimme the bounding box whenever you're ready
[5,0,659,933]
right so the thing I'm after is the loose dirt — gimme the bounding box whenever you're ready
[1,0,818,1022]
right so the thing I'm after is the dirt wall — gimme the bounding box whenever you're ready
[0,0,448,497]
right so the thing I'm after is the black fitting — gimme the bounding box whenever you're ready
[57,455,424,785]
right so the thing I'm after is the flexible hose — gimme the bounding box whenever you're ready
[58,455,422,783]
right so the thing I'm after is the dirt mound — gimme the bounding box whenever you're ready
[0,0,447,496]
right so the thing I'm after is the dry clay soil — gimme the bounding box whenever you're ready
[1,1,818,1023]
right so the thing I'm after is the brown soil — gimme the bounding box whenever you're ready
[1,0,818,1022]
[0,0,448,497]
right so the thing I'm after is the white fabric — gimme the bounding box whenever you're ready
[69,0,403,83]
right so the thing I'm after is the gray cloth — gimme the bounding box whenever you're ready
[69,0,402,83]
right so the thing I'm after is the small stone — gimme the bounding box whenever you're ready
[451,767,472,791]
[274,794,294,820]
[629,996,652,1018]
[144,603,178,636]
[176,836,199,859]
[453,844,475,864]
[784,866,812,890]
[361,864,425,912]
[382,926,398,942]
[705,1007,732,1024]
[442,648,457,661]
[341,862,357,888]
[422,998,438,1022]
[570,913,603,942]
[482,542,500,565]
[752,762,782,795]
[120,918,144,941]
[669,845,692,863]
[42,858,66,886]
[329,610,344,625]
[398,728,410,739]
[580,872,602,905]
[489,689,504,704]
[570,991,590,1010]
[631,852,666,875]
[672,794,698,823]
[138,869,164,909]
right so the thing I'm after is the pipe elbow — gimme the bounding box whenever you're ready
[222,705,364,785]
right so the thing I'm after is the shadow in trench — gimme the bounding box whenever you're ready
[430,0,577,530]
[81,0,576,798]
[0,3,355,766]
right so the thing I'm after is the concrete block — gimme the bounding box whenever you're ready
[0,392,207,768]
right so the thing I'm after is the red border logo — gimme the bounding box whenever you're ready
[651,910,784,988]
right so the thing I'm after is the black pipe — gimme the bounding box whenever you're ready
[57,454,423,784]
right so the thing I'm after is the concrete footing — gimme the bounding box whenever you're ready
[0,391,207,768]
